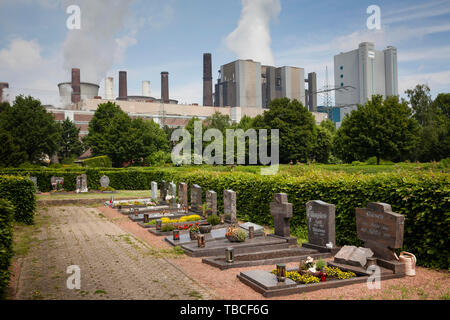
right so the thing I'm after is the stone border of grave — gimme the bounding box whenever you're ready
[237,266,405,298]
[202,248,333,270]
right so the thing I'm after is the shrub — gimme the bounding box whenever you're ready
[80,156,112,168]
[0,175,35,224]
[161,223,175,232]
[207,214,221,226]
[0,199,14,298]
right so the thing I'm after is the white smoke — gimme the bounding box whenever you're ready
[62,0,135,84]
[225,0,281,66]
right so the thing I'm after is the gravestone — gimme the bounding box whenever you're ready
[334,245,374,268]
[160,180,167,204]
[178,183,188,208]
[76,174,88,193]
[100,175,110,188]
[239,222,264,236]
[304,200,335,248]
[205,190,217,216]
[29,176,40,193]
[356,202,405,261]
[151,182,158,200]
[168,182,177,208]
[190,184,202,214]
[50,176,64,191]
[223,190,237,224]
[270,193,292,237]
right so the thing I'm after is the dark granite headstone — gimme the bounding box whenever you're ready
[356,202,405,260]
[190,184,202,214]
[270,193,292,237]
[224,190,237,224]
[178,183,188,208]
[160,180,167,204]
[206,190,217,216]
[305,200,335,247]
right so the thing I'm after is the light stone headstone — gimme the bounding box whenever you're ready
[168,182,177,208]
[190,184,202,214]
[100,175,110,188]
[76,174,88,193]
[270,193,292,237]
[306,200,335,247]
[29,176,39,193]
[205,190,217,216]
[356,202,405,260]
[178,183,188,208]
[224,190,237,224]
[334,245,374,268]
[151,181,158,200]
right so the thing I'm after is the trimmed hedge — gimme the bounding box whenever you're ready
[0,199,14,298]
[1,167,448,268]
[0,176,35,224]
[79,156,112,168]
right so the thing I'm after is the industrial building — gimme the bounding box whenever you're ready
[334,42,398,127]
[0,82,9,102]
[214,59,317,111]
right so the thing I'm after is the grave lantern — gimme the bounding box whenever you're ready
[173,230,180,241]
[143,214,149,223]
[276,264,286,282]
[248,226,254,239]
[225,247,234,263]
[220,214,225,224]
[156,219,162,230]
[197,234,205,248]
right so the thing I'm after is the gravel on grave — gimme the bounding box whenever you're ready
[99,206,450,300]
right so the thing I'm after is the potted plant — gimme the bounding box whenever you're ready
[225,226,247,242]
[189,223,200,240]
[199,222,212,234]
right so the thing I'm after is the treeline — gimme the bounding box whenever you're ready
[0,84,448,168]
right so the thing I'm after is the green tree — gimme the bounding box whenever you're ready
[311,126,333,163]
[58,118,84,162]
[334,95,420,164]
[255,98,316,163]
[0,128,27,167]
[405,84,433,126]
[0,95,61,164]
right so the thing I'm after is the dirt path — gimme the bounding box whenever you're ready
[11,206,216,300]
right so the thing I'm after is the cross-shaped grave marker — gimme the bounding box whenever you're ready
[270,193,293,237]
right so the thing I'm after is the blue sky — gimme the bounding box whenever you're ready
[0,0,449,107]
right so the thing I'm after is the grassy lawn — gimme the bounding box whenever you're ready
[36,190,152,200]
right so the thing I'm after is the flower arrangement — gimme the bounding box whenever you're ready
[271,270,320,284]
[225,226,248,242]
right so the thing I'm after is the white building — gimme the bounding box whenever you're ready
[334,42,398,127]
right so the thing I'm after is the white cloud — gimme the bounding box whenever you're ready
[399,69,450,95]
[0,38,43,70]
[383,0,450,24]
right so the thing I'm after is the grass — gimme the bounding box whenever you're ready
[36,190,152,200]
[188,290,203,300]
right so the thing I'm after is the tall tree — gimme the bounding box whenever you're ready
[405,84,433,126]
[58,118,84,162]
[334,95,420,164]
[0,95,61,164]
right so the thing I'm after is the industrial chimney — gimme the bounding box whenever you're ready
[0,82,9,102]
[307,72,317,112]
[105,77,114,100]
[71,68,81,104]
[203,53,213,106]
[142,80,151,97]
[118,71,127,100]
[161,72,169,103]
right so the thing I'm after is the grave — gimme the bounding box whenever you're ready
[160,180,167,204]
[100,175,115,193]
[29,176,40,194]
[168,182,177,208]
[205,190,217,216]
[76,174,88,193]
[302,200,339,254]
[268,193,297,245]
[223,190,237,224]
[151,181,158,201]
[178,183,188,209]
[50,176,64,192]
[190,184,202,215]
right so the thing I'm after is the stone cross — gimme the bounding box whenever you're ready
[206,190,217,216]
[100,175,110,188]
[29,176,39,193]
[224,190,237,224]
[190,184,202,214]
[356,202,405,261]
[51,176,64,191]
[306,200,335,247]
[151,181,158,201]
[178,183,188,208]
[270,193,293,237]
[168,182,177,208]
[160,180,167,204]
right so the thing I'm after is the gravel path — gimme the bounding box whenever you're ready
[12,206,215,300]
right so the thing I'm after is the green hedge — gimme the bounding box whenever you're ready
[0,176,35,224]
[79,156,112,168]
[0,199,14,298]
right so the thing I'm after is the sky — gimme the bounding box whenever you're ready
[0,0,449,107]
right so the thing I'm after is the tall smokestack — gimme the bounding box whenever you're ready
[142,81,151,96]
[161,72,169,103]
[118,71,127,100]
[71,68,81,104]
[307,72,317,112]
[203,53,213,106]
[105,77,114,100]
[0,82,9,103]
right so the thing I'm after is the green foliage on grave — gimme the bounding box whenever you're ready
[79,156,112,168]
[0,199,14,298]
[0,175,35,224]
[207,214,221,226]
